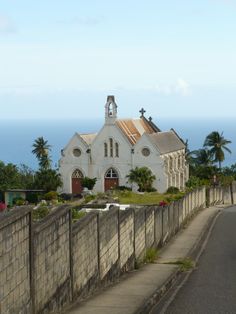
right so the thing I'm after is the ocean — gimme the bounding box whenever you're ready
[0,118,235,169]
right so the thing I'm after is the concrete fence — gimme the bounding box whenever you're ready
[0,184,235,314]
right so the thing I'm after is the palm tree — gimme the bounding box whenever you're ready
[32,137,51,170]
[191,148,214,167]
[204,131,231,169]
[126,167,156,192]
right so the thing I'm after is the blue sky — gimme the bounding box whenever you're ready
[1,0,236,119]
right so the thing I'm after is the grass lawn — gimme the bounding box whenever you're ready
[112,190,184,205]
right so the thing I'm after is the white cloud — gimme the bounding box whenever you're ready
[175,78,191,96]
[0,15,16,33]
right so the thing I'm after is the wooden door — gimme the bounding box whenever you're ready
[104,178,119,191]
[72,178,83,194]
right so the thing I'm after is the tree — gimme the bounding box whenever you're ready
[126,167,156,192]
[0,161,21,190]
[191,148,214,167]
[204,131,231,169]
[32,137,52,170]
[33,169,62,192]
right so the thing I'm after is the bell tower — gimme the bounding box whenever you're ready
[105,95,117,124]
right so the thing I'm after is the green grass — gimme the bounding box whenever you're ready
[111,190,184,205]
[165,258,195,272]
[144,248,159,263]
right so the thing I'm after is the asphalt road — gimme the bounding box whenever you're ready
[151,206,236,314]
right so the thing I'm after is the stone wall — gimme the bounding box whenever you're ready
[0,185,234,314]
[72,212,99,300]
[33,206,71,314]
[0,207,32,314]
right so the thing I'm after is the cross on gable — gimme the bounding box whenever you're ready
[139,108,146,117]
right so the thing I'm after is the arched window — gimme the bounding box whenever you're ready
[115,142,119,157]
[72,169,83,178]
[105,168,118,178]
[104,143,108,157]
[109,138,113,157]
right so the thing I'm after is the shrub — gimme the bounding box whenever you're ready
[33,206,49,220]
[81,177,97,190]
[13,197,25,206]
[71,208,87,222]
[166,186,180,194]
[44,191,58,201]
[114,185,132,191]
[59,193,73,201]
[26,193,40,204]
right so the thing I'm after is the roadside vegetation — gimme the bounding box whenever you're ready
[0,130,234,222]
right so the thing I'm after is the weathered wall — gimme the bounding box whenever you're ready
[33,206,71,314]
[119,209,134,271]
[1,184,235,314]
[99,209,119,281]
[72,212,99,300]
[0,207,32,314]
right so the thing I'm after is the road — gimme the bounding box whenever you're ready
[151,206,236,314]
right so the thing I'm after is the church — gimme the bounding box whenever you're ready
[59,96,189,194]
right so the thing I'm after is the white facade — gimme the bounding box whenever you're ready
[59,96,189,194]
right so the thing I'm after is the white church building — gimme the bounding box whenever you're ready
[59,96,189,194]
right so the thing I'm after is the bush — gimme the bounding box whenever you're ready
[33,206,49,220]
[114,185,132,191]
[13,197,25,206]
[144,248,159,263]
[71,208,87,222]
[166,186,180,194]
[26,193,40,204]
[59,193,73,201]
[81,177,97,190]
[44,191,58,201]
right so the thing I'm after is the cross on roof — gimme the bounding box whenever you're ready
[139,108,146,117]
[149,116,152,122]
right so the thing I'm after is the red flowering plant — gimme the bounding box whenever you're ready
[0,202,7,211]
[159,200,168,207]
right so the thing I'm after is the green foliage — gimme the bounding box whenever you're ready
[166,258,195,272]
[71,208,87,222]
[166,186,180,194]
[84,194,96,203]
[81,177,97,190]
[204,131,231,169]
[32,206,50,220]
[44,191,58,200]
[33,169,62,192]
[126,167,156,192]
[186,176,209,189]
[13,197,25,206]
[144,248,159,263]
[0,161,21,190]
[191,148,214,167]
[32,137,52,170]
[26,193,40,204]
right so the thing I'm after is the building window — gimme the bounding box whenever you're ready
[109,138,113,157]
[105,168,118,178]
[104,143,108,157]
[142,147,150,157]
[115,142,119,157]
[73,148,81,157]
[72,169,83,178]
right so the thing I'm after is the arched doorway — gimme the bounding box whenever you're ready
[71,169,84,194]
[104,168,119,191]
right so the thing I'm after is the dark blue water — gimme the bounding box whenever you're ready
[0,118,235,169]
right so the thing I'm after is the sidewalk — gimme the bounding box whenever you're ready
[64,205,225,314]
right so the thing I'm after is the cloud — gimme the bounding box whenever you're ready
[58,16,102,27]
[0,15,16,33]
[175,78,191,96]
[148,78,191,96]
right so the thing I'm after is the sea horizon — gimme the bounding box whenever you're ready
[0,117,235,170]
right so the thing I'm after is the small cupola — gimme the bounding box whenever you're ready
[105,95,117,124]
